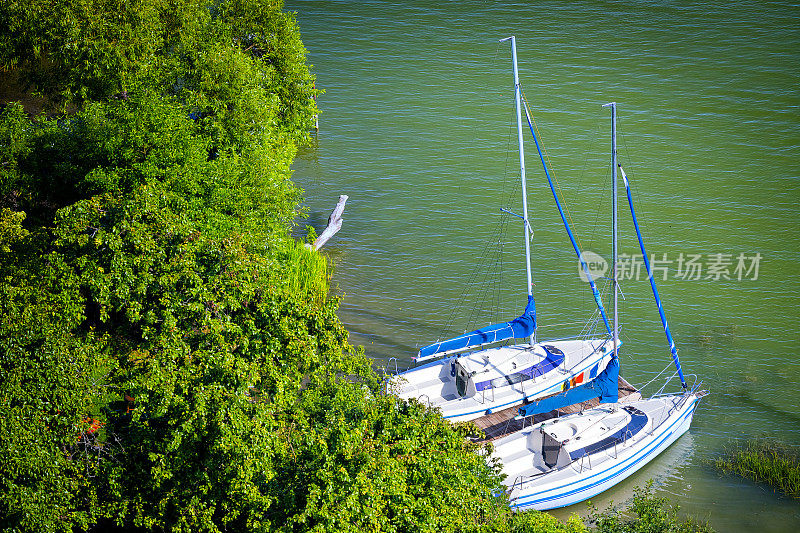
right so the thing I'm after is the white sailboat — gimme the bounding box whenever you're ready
[388,36,618,423]
[491,102,705,511]
[494,394,700,510]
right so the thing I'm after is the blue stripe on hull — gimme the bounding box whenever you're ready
[475,345,564,392]
[510,397,698,510]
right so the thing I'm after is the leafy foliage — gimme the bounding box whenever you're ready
[0,0,319,142]
[0,208,28,252]
[0,250,114,531]
[588,481,713,533]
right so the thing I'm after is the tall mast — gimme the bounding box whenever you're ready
[501,35,534,343]
[602,102,619,356]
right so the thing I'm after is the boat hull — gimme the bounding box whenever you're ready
[495,392,700,510]
[389,338,615,422]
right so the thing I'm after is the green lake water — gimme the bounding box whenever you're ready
[287,1,800,529]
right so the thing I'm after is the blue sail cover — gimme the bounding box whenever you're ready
[415,295,536,361]
[518,356,619,417]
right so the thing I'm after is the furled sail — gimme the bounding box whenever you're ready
[619,165,686,389]
[517,356,619,417]
[415,295,536,362]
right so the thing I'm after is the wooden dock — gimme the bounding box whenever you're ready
[472,376,640,442]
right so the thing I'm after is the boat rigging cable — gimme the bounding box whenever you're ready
[431,44,518,347]
[521,95,612,335]
[619,165,687,388]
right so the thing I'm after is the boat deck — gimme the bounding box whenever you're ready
[472,376,640,442]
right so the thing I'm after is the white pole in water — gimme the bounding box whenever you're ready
[501,35,534,343]
[602,102,618,357]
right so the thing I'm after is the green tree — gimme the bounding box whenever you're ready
[0,0,318,142]
[0,250,115,531]
[0,2,324,530]
[0,2,593,532]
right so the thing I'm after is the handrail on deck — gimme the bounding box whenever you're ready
[418,394,431,408]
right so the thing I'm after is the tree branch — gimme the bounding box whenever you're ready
[306,195,348,250]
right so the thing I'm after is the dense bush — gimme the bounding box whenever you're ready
[1,1,338,530]
[588,482,713,533]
